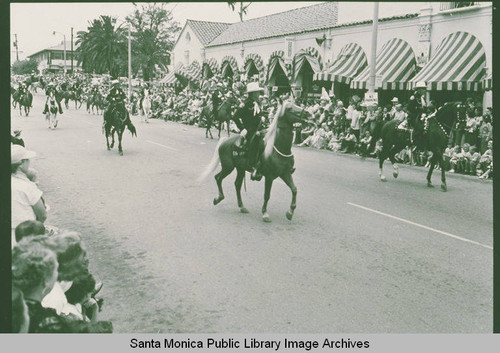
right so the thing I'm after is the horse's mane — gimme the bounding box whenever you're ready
[264,102,287,158]
[436,101,462,127]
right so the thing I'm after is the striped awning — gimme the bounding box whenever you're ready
[176,61,201,85]
[294,48,322,81]
[267,56,288,82]
[313,43,367,84]
[409,31,486,91]
[481,73,492,91]
[351,38,416,90]
[160,63,184,87]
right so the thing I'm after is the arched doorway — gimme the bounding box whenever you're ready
[266,50,291,96]
[292,47,323,100]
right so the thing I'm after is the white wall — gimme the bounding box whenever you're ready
[171,24,204,68]
[197,3,493,81]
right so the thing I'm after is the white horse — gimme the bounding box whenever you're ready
[46,92,59,129]
[141,90,151,123]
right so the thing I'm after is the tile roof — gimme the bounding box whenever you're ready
[208,2,338,47]
[186,19,231,46]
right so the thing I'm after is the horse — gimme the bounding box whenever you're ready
[69,88,84,109]
[199,101,312,222]
[370,102,463,191]
[103,103,137,155]
[45,92,59,129]
[12,87,21,108]
[141,92,151,123]
[199,96,239,139]
[88,92,105,115]
[18,91,33,116]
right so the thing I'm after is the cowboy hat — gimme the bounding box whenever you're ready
[111,79,119,85]
[391,97,399,103]
[11,145,36,164]
[415,81,427,89]
[246,82,264,93]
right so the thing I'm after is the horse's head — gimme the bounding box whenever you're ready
[280,101,312,126]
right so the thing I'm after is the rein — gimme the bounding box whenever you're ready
[273,145,293,158]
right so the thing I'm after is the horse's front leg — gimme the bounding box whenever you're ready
[438,154,447,192]
[110,128,116,149]
[235,168,248,213]
[118,129,124,156]
[226,119,231,137]
[426,157,436,188]
[262,176,274,223]
[105,125,111,150]
[378,145,389,181]
[280,172,297,221]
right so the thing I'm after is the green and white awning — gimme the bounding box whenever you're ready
[160,63,184,87]
[314,43,367,84]
[293,47,322,81]
[409,31,486,91]
[176,61,201,85]
[350,38,416,90]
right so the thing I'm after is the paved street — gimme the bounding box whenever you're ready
[12,93,493,333]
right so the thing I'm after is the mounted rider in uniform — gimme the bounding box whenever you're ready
[407,81,428,129]
[233,82,266,181]
[104,80,128,122]
[43,82,63,114]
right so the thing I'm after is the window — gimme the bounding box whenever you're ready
[185,32,191,42]
[184,50,190,66]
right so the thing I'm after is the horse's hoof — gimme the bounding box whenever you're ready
[263,215,272,223]
[380,175,387,182]
[427,182,434,188]
[240,207,249,214]
[213,196,223,205]
[393,172,398,179]
[286,211,293,221]
[119,151,123,156]
[441,184,447,192]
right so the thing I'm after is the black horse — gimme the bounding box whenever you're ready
[103,103,137,155]
[199,96,239,139]
[371,102,464,191]
[17,91,33,116]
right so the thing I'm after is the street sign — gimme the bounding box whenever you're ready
[364,92,378,106]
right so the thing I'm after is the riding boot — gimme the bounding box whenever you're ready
[43,103,49,114]
[58,102,63,114]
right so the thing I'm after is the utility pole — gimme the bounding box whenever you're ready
[368,2,379,94]
[71,27,74,73]
[128,23,132,101]
[14,34,19,61]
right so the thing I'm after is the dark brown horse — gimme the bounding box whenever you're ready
[199,96,239,139]
[18,91,33,116]
[371,102,463,191]
[103,103,137,155]
[199,102,312,222]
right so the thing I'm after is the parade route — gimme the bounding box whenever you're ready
[11,93,493,333]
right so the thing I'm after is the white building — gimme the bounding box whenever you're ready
[170,2,492,106]
[26,41,81,74]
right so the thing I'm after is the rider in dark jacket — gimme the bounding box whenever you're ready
[233,82,266,181]
[104,80,128,121]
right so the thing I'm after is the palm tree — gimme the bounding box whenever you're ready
[227,2,252,22]
[76,16,127,78]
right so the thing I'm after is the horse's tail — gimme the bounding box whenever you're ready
[198,137,227,183]
[126,118,137,137]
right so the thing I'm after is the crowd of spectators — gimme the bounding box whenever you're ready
[137,79,493,180]
[11,138,112,333]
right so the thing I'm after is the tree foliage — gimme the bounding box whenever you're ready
[227,2,252,22]
[11,58,39,75]
[76,15,127,78]
[126,3,180,81]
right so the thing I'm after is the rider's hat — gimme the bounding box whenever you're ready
[415,81,427,89]
[391,97,399,103]
[246,82,264,94]
[111,79,120,85]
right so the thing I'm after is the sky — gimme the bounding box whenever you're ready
[10,2,424,62]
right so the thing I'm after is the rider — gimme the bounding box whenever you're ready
[407,81,428,129]
[43,82,63,114]
[233,81,266,181]
[104,79,128,122]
